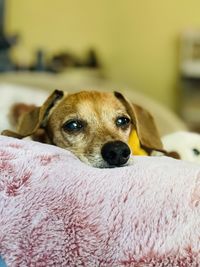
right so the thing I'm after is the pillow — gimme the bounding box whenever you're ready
[0,136,199,266]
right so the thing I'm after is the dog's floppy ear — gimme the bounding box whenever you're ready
[114,91,164,153]
[2,89,64,139]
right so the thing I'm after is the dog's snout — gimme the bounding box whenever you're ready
[101,141,131,167]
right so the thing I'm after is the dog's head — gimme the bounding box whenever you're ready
[2,90,163,168]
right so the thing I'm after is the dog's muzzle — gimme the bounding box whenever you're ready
[101,141,131,167]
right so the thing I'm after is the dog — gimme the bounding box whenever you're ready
[2,89,164,168]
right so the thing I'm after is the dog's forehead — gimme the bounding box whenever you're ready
[63,91,127,113]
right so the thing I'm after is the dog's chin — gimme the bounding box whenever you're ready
[78,154,131,168]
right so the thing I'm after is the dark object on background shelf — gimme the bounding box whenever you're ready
[48,52,79,73]
[48,49,100,73]
[85,49,100,68]
[29,50,47,72]
[14,48,101,73]
[0,0,18,72]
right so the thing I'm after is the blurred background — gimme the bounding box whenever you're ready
[1,0,200,135]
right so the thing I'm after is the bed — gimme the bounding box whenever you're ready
[1,71,197,267]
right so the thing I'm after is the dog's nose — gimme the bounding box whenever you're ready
[101,141,131,167]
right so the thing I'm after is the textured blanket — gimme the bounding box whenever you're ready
[0,136,199,267]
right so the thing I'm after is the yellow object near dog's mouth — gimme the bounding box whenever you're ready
[128,130,147,156]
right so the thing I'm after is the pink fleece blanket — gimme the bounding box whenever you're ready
[0,136,199,266]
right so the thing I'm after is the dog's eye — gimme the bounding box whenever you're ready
[116,116,130,128]
[193,148,200,156]
[62,120,84,132]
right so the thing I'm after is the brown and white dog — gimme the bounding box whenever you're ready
[2,90,164,168]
